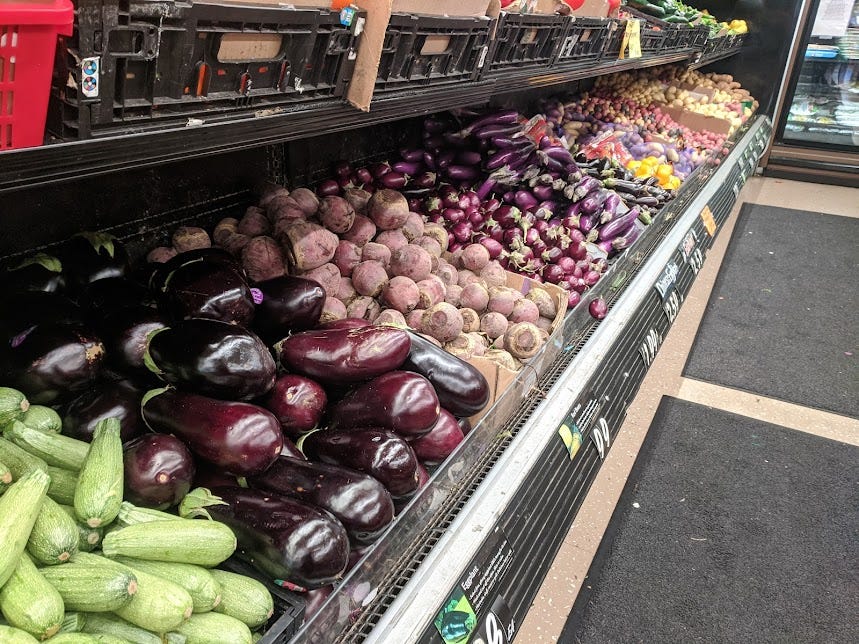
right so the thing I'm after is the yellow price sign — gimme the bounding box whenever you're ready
[558,422,583,461]
[621,19,643,59]
[700,205,717,236]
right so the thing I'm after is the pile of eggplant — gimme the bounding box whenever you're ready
[0,233,491,601]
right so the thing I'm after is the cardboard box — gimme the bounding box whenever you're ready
[466,272,568,425]
[663,105,733,136]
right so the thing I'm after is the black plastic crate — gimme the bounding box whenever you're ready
[639,23,666,54]
[554,16,614,68]
[374,13,492,92]
[483,11,566,76]
[49,0,365,139]
[601,18,626,61]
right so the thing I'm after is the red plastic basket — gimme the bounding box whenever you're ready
[0,0,73,150]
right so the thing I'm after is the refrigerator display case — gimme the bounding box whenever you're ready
[767,0,859,184]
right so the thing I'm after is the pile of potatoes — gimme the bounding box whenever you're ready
[152,185,560,372]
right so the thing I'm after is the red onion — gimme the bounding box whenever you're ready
[589,297,607,319]
[317,179,340,196]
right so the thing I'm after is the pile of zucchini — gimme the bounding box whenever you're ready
[0,387,274,644]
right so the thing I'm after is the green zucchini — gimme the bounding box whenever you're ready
[113,557,221,613]
[0,436,48,479]
[47,467,79,506]
[0,624,39,643]
[165,634,187,644]
[4,421,88,471]
[27,496,79,565]
[0,460,10,495]
[43,635,100,643]
[209,570,274,629]
[40,561,138,612]
[173,613,252,644]
[58,612,85,634]
[0,468,50,588]
[0,553,64,640]
[91,635,131,644]
[74,418,123,528]
[0,387,29,428]
[117,502,179,526]
[58,505,103,553]
[20,406,62,435]
[80,613,162,644]
[112,561,194,634]
[101,520,236,567]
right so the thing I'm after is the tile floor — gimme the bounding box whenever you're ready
[515,176,859,642]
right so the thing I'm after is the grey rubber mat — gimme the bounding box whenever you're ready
[683,204,858,418]
[561,397,859,644]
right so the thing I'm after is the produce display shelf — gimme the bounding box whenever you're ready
[0,49,702,194]
[285,116,773,644]
[689,42,746,70]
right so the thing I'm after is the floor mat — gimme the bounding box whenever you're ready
[560,397,859,644]
[683,204,858,418]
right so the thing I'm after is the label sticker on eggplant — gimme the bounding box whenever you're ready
[469,595,515,644]
[654,261,679,302]
[431,528,514,644]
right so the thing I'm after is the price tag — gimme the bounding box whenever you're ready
[558,421,583,461]
[627,19,642,59]
[700,205,717,236]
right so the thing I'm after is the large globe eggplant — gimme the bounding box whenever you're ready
[81,277,153,318]
[63,379,146,443]
[0,323,105,404]
[278,326,411,384]
[145,319,276,401]
[205,486,350,589]
[99,306,167,380]
[402,331,490,417]
[1,253,65,294]
[252,275,325,342]
[408,409,465,466]
[59,232,129,291]
[123,434,195,509]
[141,388,282,476]
[249,456,394,545]
[157,261,255,327]
[1,292,82,343]
[148,248,244,293]
[328,371,439,439]
[300,428,420,498]
[261,374,327,440]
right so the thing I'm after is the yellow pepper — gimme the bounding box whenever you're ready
[666,176,682,190]
[655,164,674,182]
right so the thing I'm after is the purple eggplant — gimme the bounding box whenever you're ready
[249,457,394,545]
[192,460,240,489]
[142,388,282,476]
[317,318,371,330]
[59,232,129,291]
[205,486,349,589]
[0,323,104,404]
[573,176,602,201]
[123,434,195,509]
[157,261,255,327]
[328,371,439,439]
[599,207,641,241]
[149,248,244,292]
[98,306,167,380]
[2,253,65,294]
[402,331,490,417]
[81,277,152,319]
[301,428,420,498]
[1,292,82,346]
[253,275,325,342]
[262,374,327,440]
[63,379,146,443]
[278,326,410,385]
[466,110,520,133]
[145,319,275,401]
[408,409,465,466]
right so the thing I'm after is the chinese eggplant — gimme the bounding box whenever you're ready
[300,428,420,498]
[141,388,282,476]
[204,486,350,589]
[145,319,275,401]
[251,275,325,342]
[328,371,439,439]
[249,457,394,544]
[123,434,195,509]
[279,326,411,384]
[401,331,490,417]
